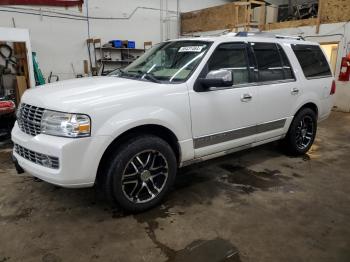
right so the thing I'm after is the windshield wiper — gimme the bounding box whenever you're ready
[141,73,161,83]
[128,70,161,83]
[109,68,124,76]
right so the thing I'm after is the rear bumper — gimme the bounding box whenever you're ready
[11,123,109,188]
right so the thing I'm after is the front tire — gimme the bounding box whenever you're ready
[284,108,317,156]
[102,135,177,212]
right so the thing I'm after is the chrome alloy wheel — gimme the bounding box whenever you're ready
[121,150,169,204]
[295,115,314,150]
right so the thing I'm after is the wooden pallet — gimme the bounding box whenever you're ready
[232,0,266,32]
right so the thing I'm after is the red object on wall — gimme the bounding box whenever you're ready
[0,0,83,7]
[0,100,15,116]
[339,54,350,81]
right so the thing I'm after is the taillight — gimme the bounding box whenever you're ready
[330,80,336,95]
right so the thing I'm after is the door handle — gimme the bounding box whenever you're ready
[291,88,299,95]
[241,93,252,102]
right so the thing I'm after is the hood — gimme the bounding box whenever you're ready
[21,76,160,112]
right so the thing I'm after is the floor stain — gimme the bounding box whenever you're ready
[173,171,223,206]
[286,153,311,162]
[292,173,303,178]
[145,219,176,259]
[302,154,311,161]
[166,238,241,262]
[133,198,241,261]
[219,164,292,193]
[0,151,12,168]
[281,163,293,169]
[174,170,212,191]
[42,253,62,262]
[133,205,179,259]
[0,207,34,222]
[135,214,241,262]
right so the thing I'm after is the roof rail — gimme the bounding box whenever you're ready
[235,31,305,41]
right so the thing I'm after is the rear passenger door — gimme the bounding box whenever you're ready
[250,42,297,141]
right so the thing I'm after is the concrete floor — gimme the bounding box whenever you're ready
[0,112,350,262]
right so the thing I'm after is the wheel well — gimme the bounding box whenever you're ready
[96,125,180,183]
[296,103,318,119]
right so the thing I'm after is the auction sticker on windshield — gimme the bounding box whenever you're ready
[178,46,205,52]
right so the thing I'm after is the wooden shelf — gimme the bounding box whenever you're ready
[97,47,145,52]
[96,46,144,68]
[98,59,134,63]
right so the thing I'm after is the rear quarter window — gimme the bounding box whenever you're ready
[291,44,332,79]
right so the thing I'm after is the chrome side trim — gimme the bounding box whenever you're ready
[305,75,333,80]
[193,118,286,149]
[205,79,297,92]
[181,143,253,167]
[257,119,286,134]
[194,126,256,149]
[249,79,296,86]
[182,134,284,167]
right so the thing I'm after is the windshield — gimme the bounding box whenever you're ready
[108,40,212,83]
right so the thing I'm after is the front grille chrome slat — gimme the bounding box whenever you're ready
[17,103,45,136]
[14,144,60,170]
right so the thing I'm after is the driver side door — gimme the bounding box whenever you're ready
[189,42,258,157]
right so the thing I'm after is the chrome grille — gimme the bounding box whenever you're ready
[14,144,59,169]
[17,103,45,136]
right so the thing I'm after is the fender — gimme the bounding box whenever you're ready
[95,106,191,140]
[292,93,320,119]
[93,106,194,164]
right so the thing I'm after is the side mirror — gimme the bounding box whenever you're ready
[198,69,233,89]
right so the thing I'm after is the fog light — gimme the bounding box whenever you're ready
[41,155,53,168]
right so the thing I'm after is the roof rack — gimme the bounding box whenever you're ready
[235,31,305,41]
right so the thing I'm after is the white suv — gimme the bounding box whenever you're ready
[12,33,335,211]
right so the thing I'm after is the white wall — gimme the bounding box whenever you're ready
[0,0,226,81]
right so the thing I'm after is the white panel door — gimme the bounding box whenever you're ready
[250,42,298,141]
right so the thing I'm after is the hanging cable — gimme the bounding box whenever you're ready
[304,33,344,38]
[0,5,177,20]
[0,9,87,21]
[86,0,90,38]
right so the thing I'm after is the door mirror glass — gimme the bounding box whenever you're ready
[199,69,233,88]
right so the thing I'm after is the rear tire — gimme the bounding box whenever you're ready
[101,135,177,212]
[284,108,317,156]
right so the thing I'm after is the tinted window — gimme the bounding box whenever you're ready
[252,42,284,82]
[277,44,294,80]
[208,43,249,85]
[292,44,332,78]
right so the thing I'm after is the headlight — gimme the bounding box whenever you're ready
[41,110,91,138]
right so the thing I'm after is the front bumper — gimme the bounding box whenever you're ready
[11,123,109,188]
[12,153,24,174]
